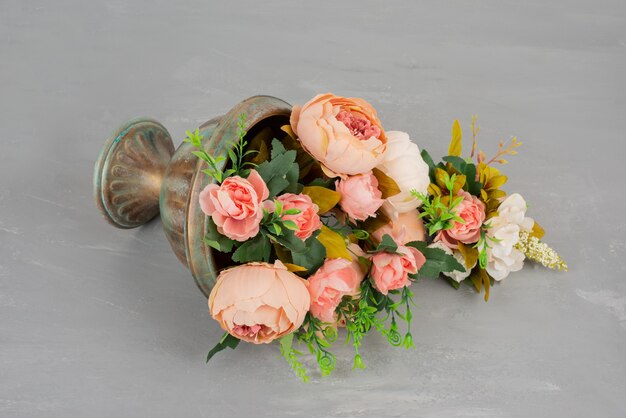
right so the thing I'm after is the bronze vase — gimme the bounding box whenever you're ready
[93,96,292,296]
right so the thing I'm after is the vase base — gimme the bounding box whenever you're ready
[94,118,174,229]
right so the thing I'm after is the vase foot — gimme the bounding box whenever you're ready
[94,118,175,229]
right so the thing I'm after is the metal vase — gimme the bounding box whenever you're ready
[93,96,292,296]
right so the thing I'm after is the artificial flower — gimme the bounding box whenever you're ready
[372,208,426,245]
[485,193,534,281]
[436,191,485,249]
[275,193,322,240]
[307,257,365,323]
[199,170,269,241]
[371,245,425,295]
[290,93,387,177]
[376,131,430,213]
[335,172,385,221]
[208,261,310,344]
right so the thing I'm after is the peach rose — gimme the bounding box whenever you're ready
[436,191,485,249]
[308,256,365,323]
[199,169,269,241]
[290,93,387,177]
[275,193,322,240]
[371,245,426,295]
[335,172,384,221]
[208,261,310,344]
[372,209,426,245]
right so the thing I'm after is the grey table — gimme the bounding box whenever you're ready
[1,1,625,417]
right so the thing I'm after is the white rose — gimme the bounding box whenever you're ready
[495,193,534,232]
[376,131,430,214]
[485,193,533,281]
[429,241,475,283]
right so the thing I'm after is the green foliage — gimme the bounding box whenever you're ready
[279,334,309,382]
[184,128,226,183]
[370,233,399,254]
[291,231,327,273]
[442,155,483,196]
[421,149,437,184]
[222,113,258,178]
[203,218,236,253]
[206,332,240,363]
[405,241,466,279]
[412,171,465,235]
[295,315,338,377]
[256,139,301,197]
[231,234,271,263]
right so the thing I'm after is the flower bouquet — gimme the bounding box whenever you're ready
[185,94,566,380]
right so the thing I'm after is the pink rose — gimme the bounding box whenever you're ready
[308,256,365,322]
[371,245,426,295]
[199,169,269,242]
[275,193,322,240]
[290,93,387,177]
[335,172,384,221]
[372,209,426,245]
[208,261,310,344]
[436,191,485,249]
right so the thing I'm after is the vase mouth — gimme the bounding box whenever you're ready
[184,95,293,297]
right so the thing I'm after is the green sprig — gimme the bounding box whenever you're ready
[184,128,226,183]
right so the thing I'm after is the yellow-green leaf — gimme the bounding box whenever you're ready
[318,225,351,260]
[530,222,545,239]
[250,139,269,165]
[448,119,463,156]
[284,263,308,272]
[302,186,341,214]
[457,242,478,269]
[469,268,482,293]
[481,268,491,302]
[372,168,401,198]
[280,124,296,140]
[435,168,449,189]
[486,175,508,190]
[428,183,441,197]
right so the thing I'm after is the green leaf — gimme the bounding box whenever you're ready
[231,234,271,263]
[406,241,466,279]
[421,149,437,184]
[292,233,327,273]
[206,332,240,363]
[271,227,307,254]
[374,234,398,254]
[256,139,299,197]
[204,218,236,253]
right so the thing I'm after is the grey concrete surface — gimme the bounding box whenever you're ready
[1,0,625,417]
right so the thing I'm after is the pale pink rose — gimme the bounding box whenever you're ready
[275,193,322,240]
[436,191,485,249]
[308,257,365,322]
[290,93,387,177]
[208,261,310,344]
[371,245,426,295]
[199,169,269,241]
[335,172,384,221]
[372,209,426,245]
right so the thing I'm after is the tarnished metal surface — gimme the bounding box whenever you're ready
[94,96,292,296]
[93,119,174,229]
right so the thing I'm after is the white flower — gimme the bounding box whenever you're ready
[376,131,430,214]
[485,193,533,281]
[429,241,475,283]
